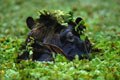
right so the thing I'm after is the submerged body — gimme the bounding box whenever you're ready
[17,11,92,62]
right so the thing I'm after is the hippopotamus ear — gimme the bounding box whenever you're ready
[26,17,35,29]
[75,17,82,24]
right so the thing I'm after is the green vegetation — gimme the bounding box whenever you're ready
[0,0,120,80]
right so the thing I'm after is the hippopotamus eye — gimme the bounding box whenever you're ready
[66,32,74,42]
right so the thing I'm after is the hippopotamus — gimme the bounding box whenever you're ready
[17,13,92,62]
